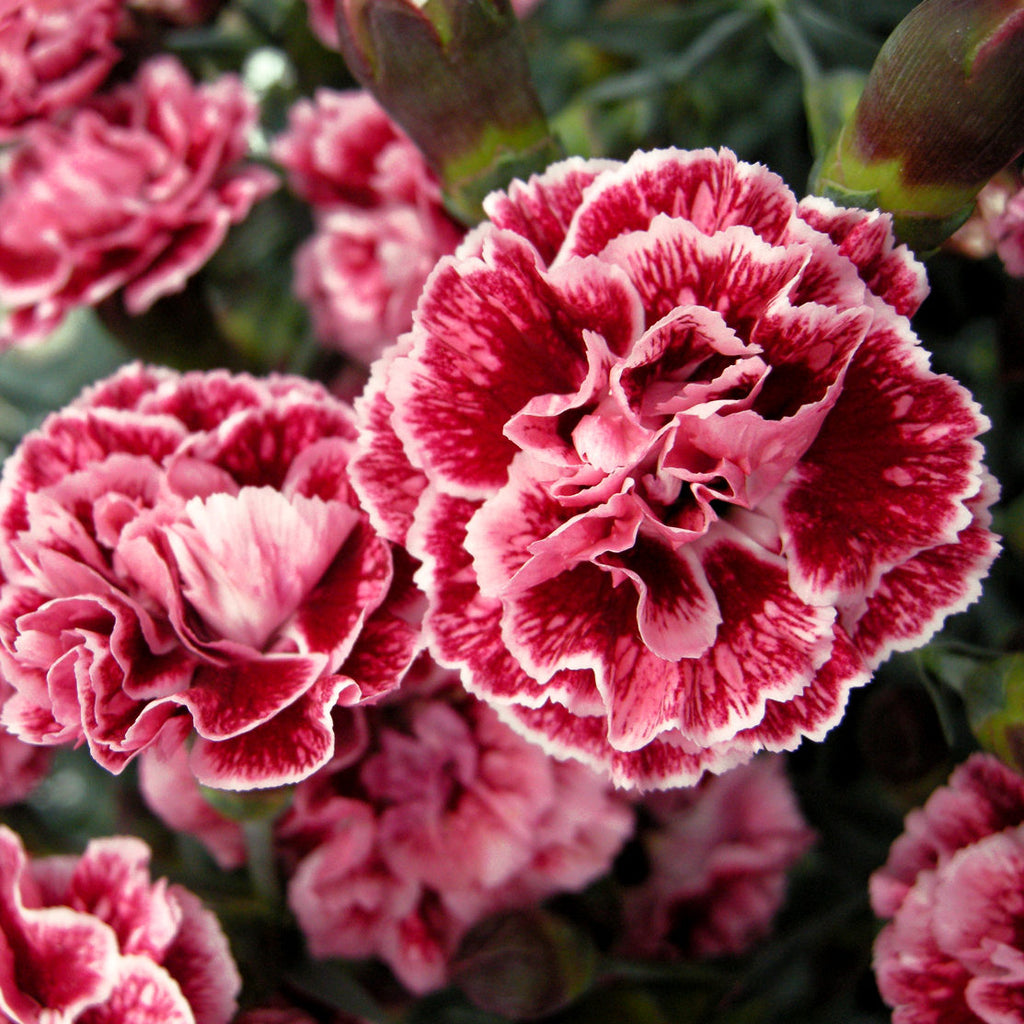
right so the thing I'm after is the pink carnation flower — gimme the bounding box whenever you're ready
[294,207,461,365]
[353,147,999,789]
[273,90,463,363]
[871,753,1024,1023]
[281,675,633,994]
[0,55,277,346]
[0,363,422,790]
[0,824,240,1023]
[272,90,439,211]
[621,755,813,959]
[0,0,121,139]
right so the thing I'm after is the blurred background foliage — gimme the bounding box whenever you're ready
[2,0,1023,1021]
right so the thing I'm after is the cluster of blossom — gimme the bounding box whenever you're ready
[138,664,814,991]
[273,90,465,365]
[0,35,276,346]
[0,2,1014,1018]
[871,753,1024,1023]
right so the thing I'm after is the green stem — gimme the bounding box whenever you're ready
[242,815,282,913]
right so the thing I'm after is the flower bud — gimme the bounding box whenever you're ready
[450,908,596,1019]
[813,0,1024,252]
[333,0,562,224]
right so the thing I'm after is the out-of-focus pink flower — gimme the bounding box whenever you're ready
[992,183,1024,277]
[301,0,341,49]
[0,363,422,790]
[272,90,438,210]
[281,675,633,994]
[0,0,122,140]
[352,146,999,790]
[0,677,50,805]
[871,753,1024,1023]
[621,756,813,959]
[294,206,460,365]
[0,824,240,1023]
[0,55,277,346]
[946,170,1020,262]
[273,90,462,364]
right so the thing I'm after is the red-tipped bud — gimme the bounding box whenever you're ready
[334,0,562,223]
[813,0,1024,252]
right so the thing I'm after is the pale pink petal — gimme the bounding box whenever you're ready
[166,487,358,649]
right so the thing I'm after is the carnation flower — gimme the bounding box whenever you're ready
[871,753,1024,1023]
[0,363,421,790]
[0,56,277,346]
[294,207,461,365]
[272,90,439,211]
[353,146,998,789]
[0,824,240,1023]
[0,0,121,139]
[621,755,814,959]
[281,673,633,994]
[273,90,462,363]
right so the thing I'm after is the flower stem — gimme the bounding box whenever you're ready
[242,815,282,913]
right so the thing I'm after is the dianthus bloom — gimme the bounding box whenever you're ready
[280,673,634,994]
[0,363,421,789]
[0,56,277,345]
[0,824,240,1023]
[353,147,998,789]
[0,0,121,139]
[273,90,463,363]
[621,755,813,959]
[871,753,1024,1024]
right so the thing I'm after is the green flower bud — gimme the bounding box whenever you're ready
[813,0,1024,252]
[450,908,596,1019]
[334,0,562,224]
